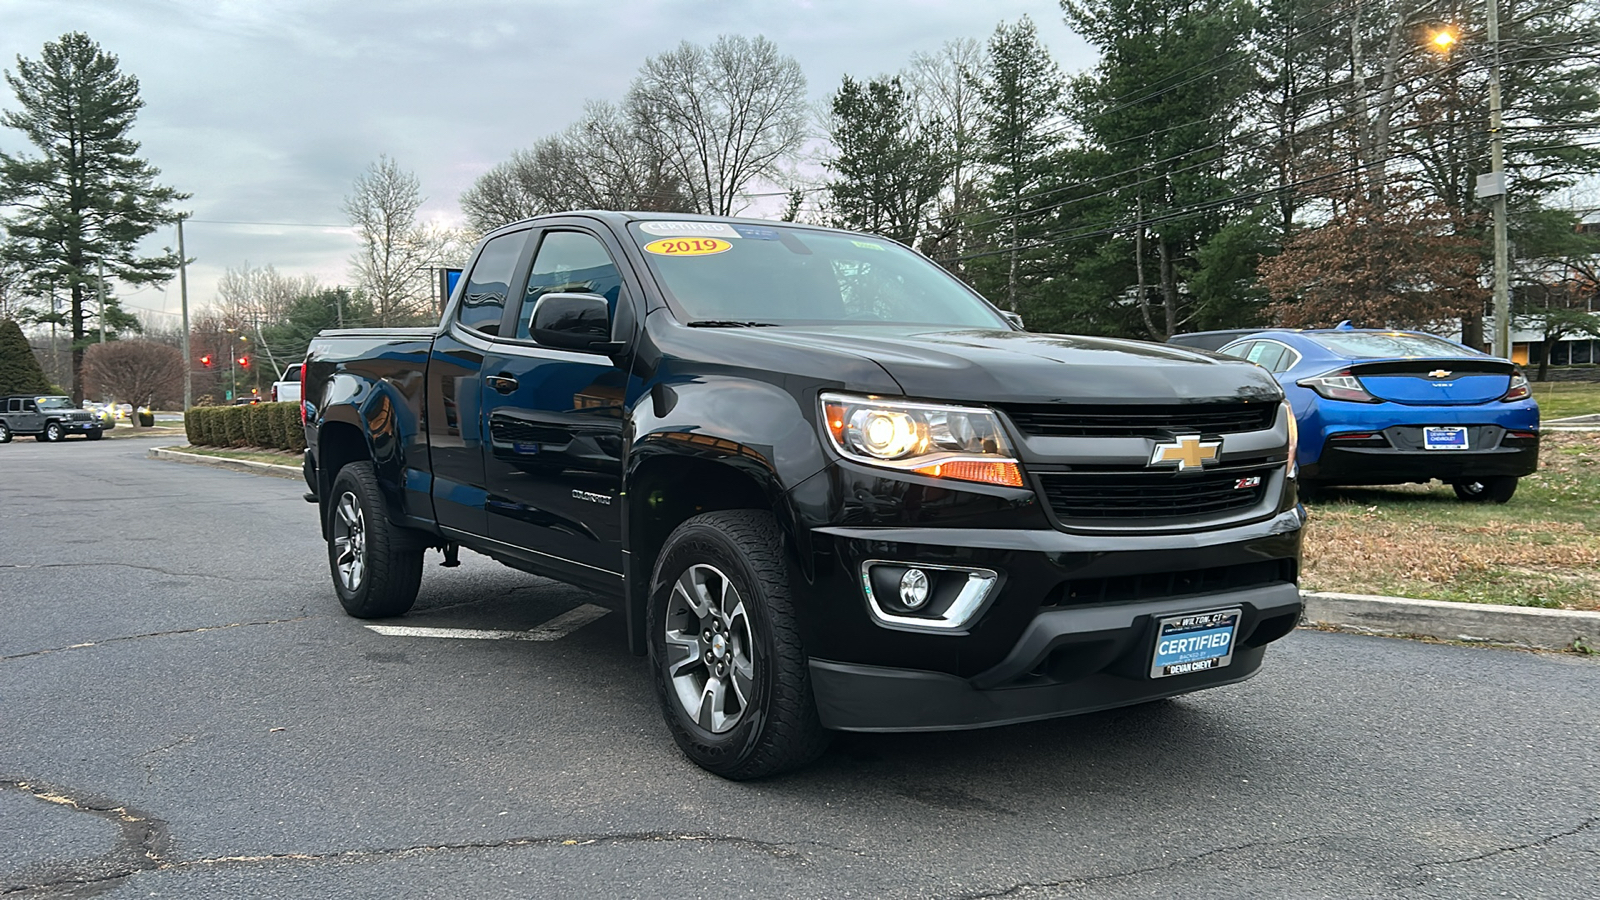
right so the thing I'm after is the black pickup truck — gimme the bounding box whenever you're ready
[302,212,1305,779]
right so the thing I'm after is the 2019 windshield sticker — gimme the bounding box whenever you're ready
[644,237,733,257]
[638,221,741,239]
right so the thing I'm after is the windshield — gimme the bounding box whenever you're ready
[36,397,73,410]
[1310,332,1478,359]
[628,221,1009,329]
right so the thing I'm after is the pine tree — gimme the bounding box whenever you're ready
[0,32,185,403]
[971,16,1067,312]
[823,75,947,247]
[0,318,52,395]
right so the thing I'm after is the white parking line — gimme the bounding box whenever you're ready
[365,603,611,642]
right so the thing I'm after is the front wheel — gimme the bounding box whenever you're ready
[85,429,104,441]
[1452,476,1518,504]
[42,422,63,442]
[326,462,424,618]
[648,510,829,780]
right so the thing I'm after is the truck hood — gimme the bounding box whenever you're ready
[730,327,1284,405]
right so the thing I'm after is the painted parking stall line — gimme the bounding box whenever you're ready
[366,604,610,642]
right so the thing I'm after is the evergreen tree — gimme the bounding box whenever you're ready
[823,75,947,247]
[0,318,52,395]
[0,32,184,403]
[971,16,1067,312]
[1060,0,1259,338]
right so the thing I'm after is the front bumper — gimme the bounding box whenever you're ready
[794,499,1305,731]
[812,583,1301,731]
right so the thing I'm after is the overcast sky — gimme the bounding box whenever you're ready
[1,0,1096,327]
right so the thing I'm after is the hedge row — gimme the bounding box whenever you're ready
[185,402,306,452]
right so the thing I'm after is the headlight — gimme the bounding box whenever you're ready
[820,392,1024,487]
[1283,400,1299,480]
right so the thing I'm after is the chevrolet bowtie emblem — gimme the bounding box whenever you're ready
[1427,369,1452,379]
[1150,434,1222,471]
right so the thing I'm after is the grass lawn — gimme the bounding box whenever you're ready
[167,445,302,467]
[1529,379,1600,420]
[1301,430,1600,611]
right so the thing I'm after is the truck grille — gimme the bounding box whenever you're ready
[1044,558,1298,608]
[1037,466,1274,520]
[1000,402,1275,437]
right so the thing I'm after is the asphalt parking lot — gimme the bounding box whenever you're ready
[2,438,1597,899]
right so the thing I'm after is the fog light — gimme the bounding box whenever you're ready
[899,568,930,610]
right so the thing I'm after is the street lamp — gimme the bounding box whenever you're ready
[1427,10,1510,359]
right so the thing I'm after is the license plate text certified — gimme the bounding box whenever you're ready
[1150,608,1240,679]
[1423,426,1468,450]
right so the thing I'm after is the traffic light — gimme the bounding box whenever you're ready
[239,355,250,369]
[200,354,212,367]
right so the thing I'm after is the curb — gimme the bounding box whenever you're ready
[1302,591,1599,653]
[146,447,302,481]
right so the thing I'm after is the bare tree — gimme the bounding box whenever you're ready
[906,38,986,259]
[460,102,691,234]
[626,35,808,215]
[344,155,447,325]
[82,338,183,409]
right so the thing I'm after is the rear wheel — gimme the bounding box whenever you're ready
[326,462,424,618]
[0,421,10,443]
[647,510,829,780]
[1452,476,1517,504]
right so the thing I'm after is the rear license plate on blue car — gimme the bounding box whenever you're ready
[1151,609,1240,678]
[1423,426,1468,450]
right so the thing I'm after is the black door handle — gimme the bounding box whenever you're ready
[486,374,518,394]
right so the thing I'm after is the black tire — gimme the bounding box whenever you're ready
[42,421,63,442]
[85,429,104,441]
[1452,476,1517,504]
[326,462,424,618]
[647,510,829,780]
[0,421,10,443]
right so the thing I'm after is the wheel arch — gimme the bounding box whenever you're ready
[624,449,808,656]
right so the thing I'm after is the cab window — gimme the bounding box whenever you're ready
[457,231,527,336]
[517,231,624,341]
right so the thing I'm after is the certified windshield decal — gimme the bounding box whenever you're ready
[638,221,741,240]
[644,237,733,257]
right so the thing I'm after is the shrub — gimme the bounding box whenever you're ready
[185,408,202,446]
[223,406,248,447]
[245,404,274,447]
[269,402,294,449]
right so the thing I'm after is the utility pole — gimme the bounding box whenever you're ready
[1483,0,1511,359]
[178,214,192,410]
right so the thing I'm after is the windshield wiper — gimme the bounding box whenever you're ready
[685,320,779,328]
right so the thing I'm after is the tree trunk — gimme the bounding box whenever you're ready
[1461,311,1485,350]
[1158,235,1179,340]
[1135,200,1157,339]
[1007,216,1019,312]
[70,281,86,404]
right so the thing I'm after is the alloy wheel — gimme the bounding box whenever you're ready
[661,563,757,734]
[331,491,366,591]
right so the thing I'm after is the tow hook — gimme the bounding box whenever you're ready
[440,542,460,568]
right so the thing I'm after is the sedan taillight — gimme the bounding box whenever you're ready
[1501,370,1532,402]
[1296,369,1378,403]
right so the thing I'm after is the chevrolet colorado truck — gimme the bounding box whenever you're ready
[301,212,1306,779]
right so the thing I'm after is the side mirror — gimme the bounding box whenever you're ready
[1001,311,1025,331]
[531,292,615,352]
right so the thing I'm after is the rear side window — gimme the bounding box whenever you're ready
[1220,342,1253,359]
[1245,342,1286,371]
[457,231,527,335]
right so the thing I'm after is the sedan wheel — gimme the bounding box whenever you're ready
[1452,476,1518,504]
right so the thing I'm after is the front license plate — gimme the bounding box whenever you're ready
[1423,426,1468,450]
[1150,608,1240,679]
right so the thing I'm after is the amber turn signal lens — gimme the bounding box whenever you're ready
[911,459,1025,487]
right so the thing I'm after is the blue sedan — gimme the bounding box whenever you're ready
[1217,327,1539,503]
